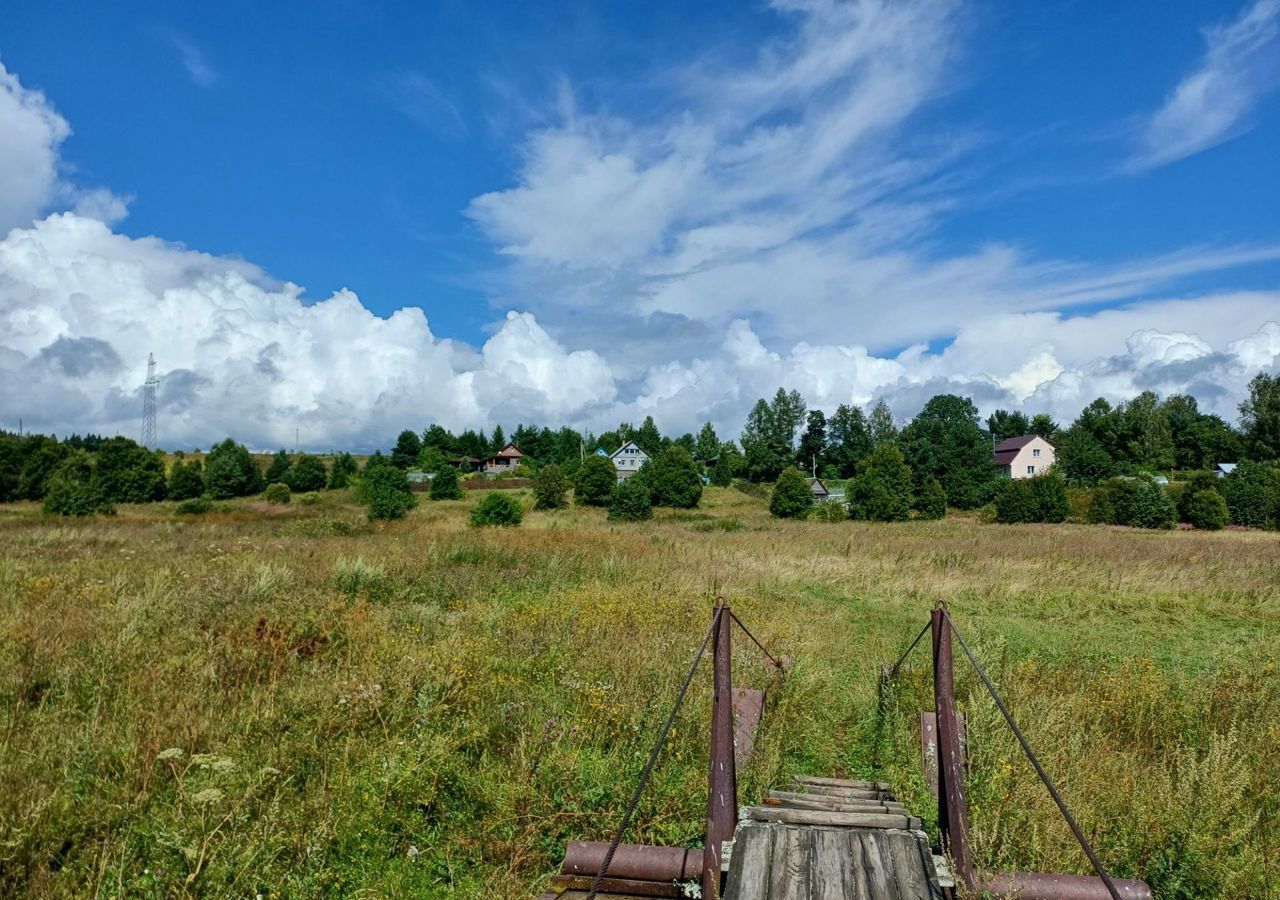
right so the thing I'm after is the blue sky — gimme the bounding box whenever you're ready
[2,0,1279,448]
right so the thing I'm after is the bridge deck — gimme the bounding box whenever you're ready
[724,777,944,900]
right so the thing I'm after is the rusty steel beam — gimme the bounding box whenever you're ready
[703,605,736,900]
[932,606,975,891]
[981,872,1153,900]
[561,841,704,882]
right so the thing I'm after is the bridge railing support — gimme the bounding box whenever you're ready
[703,603,736,900]
[931,604,975,891]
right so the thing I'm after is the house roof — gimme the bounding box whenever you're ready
[992,434,1049,466]
[493,443,523,458]
[609,440,648,460]
[808,477,829,495]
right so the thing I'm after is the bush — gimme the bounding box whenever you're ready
[846,444,913,522]
[42,451,113,516]
[575,455,617,507]
[769,468,813,519]
[95,436,167,503]
[812,501,847,523]
[470,492,523,527]
[286,455,328,493]
[995,472,1069,524]
[167,458,205,500]
[206,439,265,499]
[365,465,416,521]
[1175,471,1218,522]
[1183,489,1229,530]
[265,482,292,505]
[175,496,212,515]
[914,476,947,520]
[608,476,653,522]
[1088,477,1176,529]
[647,447,703,509]
[264,450,292,485]
[430,465,463,501]
[533,464,569,510]
[1219,460,1280,529]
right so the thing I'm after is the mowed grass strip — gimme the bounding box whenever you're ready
[1,487,1276,898]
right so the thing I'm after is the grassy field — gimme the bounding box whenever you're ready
[1,488,1277,899]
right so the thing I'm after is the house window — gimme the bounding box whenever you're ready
[1027,465,1035,475]
[1032,448,1041,458]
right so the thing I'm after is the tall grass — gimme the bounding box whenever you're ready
[0,491,1276,897]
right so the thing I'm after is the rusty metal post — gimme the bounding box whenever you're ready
[703,605,736,900]
[932,606,975,890]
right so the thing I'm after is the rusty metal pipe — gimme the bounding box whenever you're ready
[932,606,975,890]
[704,604,736,900]
[562,841,704,882]
[981,872,1153,900]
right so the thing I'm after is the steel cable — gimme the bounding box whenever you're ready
[584,607,722,900]
[727,609,785,671]
[943,610,1124,900]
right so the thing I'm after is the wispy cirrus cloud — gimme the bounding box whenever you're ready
[378,70,466,136]
[163,31,218,87]
[1128,0,1280,171]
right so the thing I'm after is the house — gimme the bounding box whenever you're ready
[808,477,831,502]
[449,455,485,473]
[609,440,649,480]
[993,434,1055,479]
[1215,462,1237,479]
[484,442,525,474]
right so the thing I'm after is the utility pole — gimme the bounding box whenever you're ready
[141,353,158,447]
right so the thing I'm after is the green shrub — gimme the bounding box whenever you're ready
[42,451,113,516]
[265,482,292,505]
[1183,489,1228,530]
[430,465,463,501]
[575,455,617,507]
[175,496,212,515]
[647,447,703,508]
[608,476,653,522]
[328,452,358,489]
[533,464,569,510]
[769,468,813,519]
[914,476,947,520]
[365,465,416,521]
[1089,477,1176,529]
[470,492,523,527]
[1219,460,1280,529]
[95,436,167,503]
[995,472,1069,524]
[846,444,913,522]
[812,501,847,523]
[264,449,292,485]
[286,454,328,493]
[1175,471,1218,522]
[167,458,205,501]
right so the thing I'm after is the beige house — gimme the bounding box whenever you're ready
[609,440,649,480]
[993,434,1055,478]
[484,442,525,474]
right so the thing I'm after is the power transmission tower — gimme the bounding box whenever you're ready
[141,353,158,447]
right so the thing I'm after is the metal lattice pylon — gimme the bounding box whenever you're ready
[141,353,158,447]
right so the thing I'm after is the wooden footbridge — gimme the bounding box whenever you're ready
[537,604,1152,900]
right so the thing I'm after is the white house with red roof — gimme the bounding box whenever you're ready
[993,434,1055,478]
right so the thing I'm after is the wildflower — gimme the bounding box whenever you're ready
[192,788,224,805]
[156,747,185,761]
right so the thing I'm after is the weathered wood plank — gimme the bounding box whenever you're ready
[723,821,774,900]
[767,791,908,813]
[768,826,812,900]
[550,874,685,897]
[858,831,895,900]
[745,807,913,830]
[885,831,932,900]
[788,784,893,802]
[795,775,893,792]
[810,828,851,900]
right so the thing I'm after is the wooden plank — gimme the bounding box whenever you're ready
[796,775,893,792]
[767,791,908,813]
[857,831,895,900]
[788,784,892,802]
[885,831,931,900]
[767,826,811,900]
[723,822,773,900]
[810,828,852,900]
[845,826,873,899]
[744,807,913,830]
